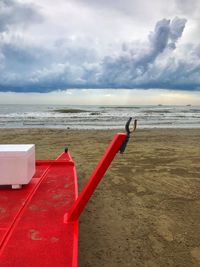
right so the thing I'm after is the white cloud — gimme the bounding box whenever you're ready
[0,0,43,32]
[0,0,199,94]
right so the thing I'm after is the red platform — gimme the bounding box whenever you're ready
[0,133,127,267]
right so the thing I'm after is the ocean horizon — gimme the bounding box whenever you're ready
[0,104,200,129]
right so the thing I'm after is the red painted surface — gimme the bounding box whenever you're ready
[0,152,78,267]
[65,133,127,222]
[0,132,127,267]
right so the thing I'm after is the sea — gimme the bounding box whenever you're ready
[0,104,200,129]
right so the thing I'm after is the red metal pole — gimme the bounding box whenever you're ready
[65,133,127,223]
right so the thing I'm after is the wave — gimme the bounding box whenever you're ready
[0,104,200,129]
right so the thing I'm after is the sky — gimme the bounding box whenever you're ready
[0,0,200,104]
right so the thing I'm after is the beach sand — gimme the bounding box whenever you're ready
[1,128,200,267]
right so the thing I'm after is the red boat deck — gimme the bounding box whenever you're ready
[0,130,131,267]
[0,152,78,267]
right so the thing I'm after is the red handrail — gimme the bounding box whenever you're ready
[64,133,127,223]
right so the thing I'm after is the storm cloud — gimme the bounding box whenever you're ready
[98,17,197,90]
[0,0,43,32]
[0,0,199,92]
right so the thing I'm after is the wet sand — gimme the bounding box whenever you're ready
[1,128,200,267]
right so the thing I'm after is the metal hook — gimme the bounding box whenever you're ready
[125,117,137,135]
[119,117,137,154]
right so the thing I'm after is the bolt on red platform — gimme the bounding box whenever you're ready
[0,118,137,267]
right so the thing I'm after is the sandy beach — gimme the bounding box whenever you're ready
[1,128,200,267]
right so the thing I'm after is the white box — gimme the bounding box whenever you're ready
[0,144,35,188]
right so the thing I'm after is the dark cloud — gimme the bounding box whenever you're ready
[0,37,97,91]
[0,16,199,92]
[99,17,190,88]
[169,17,187,43]
[0,0,43,32]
